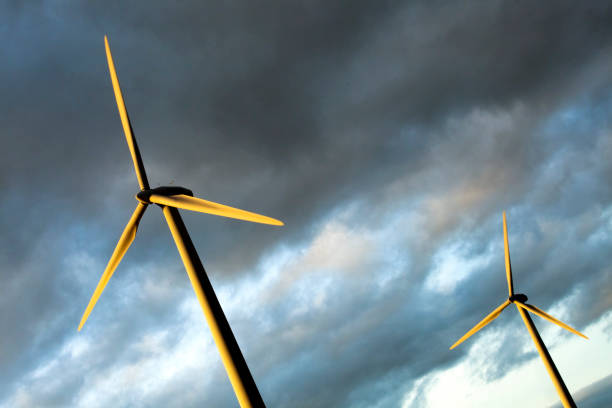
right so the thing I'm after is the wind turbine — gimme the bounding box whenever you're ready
[78,36,282,408]
[450,212,587,408]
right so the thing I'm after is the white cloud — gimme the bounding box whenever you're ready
[425,242,494,294]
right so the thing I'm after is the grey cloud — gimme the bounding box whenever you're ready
[549,373,612,408]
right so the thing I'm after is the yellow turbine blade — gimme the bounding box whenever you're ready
[149,194,284,226]
[503,212,514,297]
[104,35,149,190]
[450,299,511,350]
[514,301,588,339]
[78,203,147,331]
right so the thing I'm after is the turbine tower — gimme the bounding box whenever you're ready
[450,212,587,408]
[78,36,283,408]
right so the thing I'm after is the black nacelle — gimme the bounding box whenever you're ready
[136,186,194,203]
[509,293,528,303]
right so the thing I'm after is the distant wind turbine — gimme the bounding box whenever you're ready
[450,212,587,408]
[78,36,282,408]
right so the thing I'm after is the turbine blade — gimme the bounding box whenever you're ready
[148,194,284,226]
[104,35,149,190]
[503,212,514,297]
[514,301,588,339]
[78,203,147,331]
[450,299,511,350]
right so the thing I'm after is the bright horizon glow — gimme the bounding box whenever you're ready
[402,311,612,408]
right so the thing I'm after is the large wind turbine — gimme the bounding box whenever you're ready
[78,36,282,408]
[450,212,587,408]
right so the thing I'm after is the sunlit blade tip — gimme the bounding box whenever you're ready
[149,194,284,226]
[502,211,514,296]
[515,301,588,339]
[270,218,284,226]
[77,314,88,331]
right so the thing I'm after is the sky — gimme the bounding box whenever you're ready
[1,1,611,407]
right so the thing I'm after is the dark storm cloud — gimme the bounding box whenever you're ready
[1,1,612,407]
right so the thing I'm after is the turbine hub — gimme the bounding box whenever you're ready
[509,293,528,303]
[136,186,193,204]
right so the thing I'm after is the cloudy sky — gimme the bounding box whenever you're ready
[1,1,611,407]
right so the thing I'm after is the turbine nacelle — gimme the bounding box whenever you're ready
[136,186,194,204]
[509,293,528,303]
